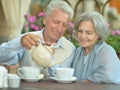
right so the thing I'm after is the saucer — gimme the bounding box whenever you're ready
[50,77,77,83]
[21,74,44,82]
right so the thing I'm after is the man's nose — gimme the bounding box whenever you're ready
[57,23,62,32]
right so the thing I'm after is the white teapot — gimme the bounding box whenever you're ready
[31,43,62,67]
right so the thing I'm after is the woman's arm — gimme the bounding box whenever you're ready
[87,45,120,84]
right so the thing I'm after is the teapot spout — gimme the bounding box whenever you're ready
[49,60,63,67]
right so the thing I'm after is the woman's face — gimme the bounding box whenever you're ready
[43,9,70,43]
[77,20,99,51]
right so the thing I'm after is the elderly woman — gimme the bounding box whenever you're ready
[72,11,120,84]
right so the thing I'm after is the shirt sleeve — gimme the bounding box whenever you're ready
[0,35,25,65]
[87,46,120,84]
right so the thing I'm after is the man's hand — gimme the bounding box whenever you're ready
[21,34,40,50]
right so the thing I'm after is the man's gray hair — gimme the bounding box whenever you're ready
[45,0,74,20]
[74,11,109,43]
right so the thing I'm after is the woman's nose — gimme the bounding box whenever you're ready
[81,32,86,38]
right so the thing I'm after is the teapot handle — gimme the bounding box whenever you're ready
[17,68,25,78]
[44,45,54,55]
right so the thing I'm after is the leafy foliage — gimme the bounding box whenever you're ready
[106,30,120,53]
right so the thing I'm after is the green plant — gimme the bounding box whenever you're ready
[106,29,120,53]
[22,12,45,33]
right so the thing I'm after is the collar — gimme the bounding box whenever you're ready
[39,30,65,49]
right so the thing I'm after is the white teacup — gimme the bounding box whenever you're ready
[8,74,21,88]
[55,68,74,80]
[18,67,40,78]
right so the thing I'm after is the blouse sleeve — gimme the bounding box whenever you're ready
[87,45,120,84]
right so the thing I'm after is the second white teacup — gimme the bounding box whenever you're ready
[8,74,21,88]
[18,67,40,78]
[55,68,74,80]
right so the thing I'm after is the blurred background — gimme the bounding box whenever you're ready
[0,0,120,54]
[29,0,120,29]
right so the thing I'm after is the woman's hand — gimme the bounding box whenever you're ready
[6,64,19,74]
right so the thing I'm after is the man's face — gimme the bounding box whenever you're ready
[43,9,70,43]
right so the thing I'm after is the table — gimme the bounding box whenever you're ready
[4,80,120,90]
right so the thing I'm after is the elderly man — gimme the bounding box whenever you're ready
[0,0,76,78]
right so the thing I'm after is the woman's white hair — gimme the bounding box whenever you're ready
[74,11,109,43]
